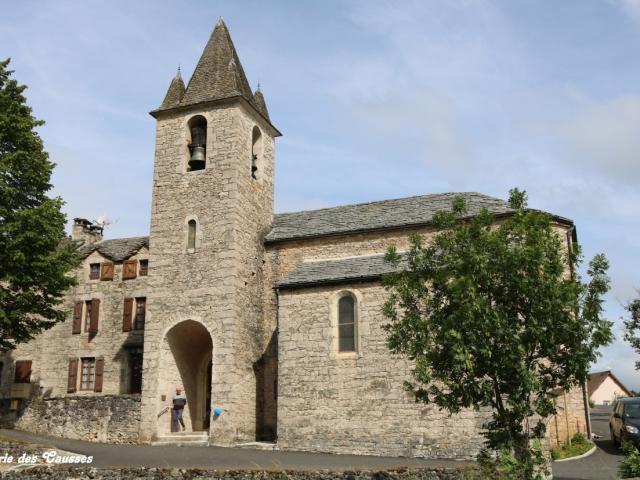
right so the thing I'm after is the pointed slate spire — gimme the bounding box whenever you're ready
[181,19,255,107]
[159,67,186,109]
[253,84,270,121]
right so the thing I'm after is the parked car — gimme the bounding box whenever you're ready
[610,397,640,447]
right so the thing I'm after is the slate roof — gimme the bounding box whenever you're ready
[266,192,527,243]
[153,19,273,129]
[587,370,633,398]
[277,254,406,289]
[79,236,149,262]
[159,70,186,110]
[253,87,270,120]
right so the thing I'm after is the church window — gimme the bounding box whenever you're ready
[251,126,262,180]
[338,294,357,352]
[187,115,207,172]
[89,263,100,280]
[187,220,197,250]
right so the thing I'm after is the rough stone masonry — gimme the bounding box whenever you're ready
[0,19,589,458]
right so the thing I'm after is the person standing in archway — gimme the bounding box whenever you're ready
[172,386,187,431]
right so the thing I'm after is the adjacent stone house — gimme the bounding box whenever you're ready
[0,19,590,457]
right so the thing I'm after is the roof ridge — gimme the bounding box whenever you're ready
[92,235,149,244]
[274,192,500,217]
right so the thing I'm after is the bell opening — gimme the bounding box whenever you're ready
[187,116,207,172]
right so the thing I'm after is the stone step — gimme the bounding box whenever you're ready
[235,441,278,451]
[151,432,209,446]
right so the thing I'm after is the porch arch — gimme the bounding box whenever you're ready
[160,319,213,434]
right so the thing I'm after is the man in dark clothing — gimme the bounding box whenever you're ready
[172,387,187,431]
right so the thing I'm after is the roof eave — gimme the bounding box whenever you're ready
[149,95,282,137]
[276,275,384,290]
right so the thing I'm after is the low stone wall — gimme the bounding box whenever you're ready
[0,467,473,480]
[0,395,141,444]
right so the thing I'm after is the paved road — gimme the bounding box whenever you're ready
[553,405,623,480]
[0,429,471,470]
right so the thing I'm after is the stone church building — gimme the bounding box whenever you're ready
[0,20,590,457]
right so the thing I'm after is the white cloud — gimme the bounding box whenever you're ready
[561,96,640,184]
[619,0,640,25]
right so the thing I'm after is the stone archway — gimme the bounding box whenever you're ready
[161,320,213,433]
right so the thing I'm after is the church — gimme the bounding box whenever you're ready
[0,20,590,458]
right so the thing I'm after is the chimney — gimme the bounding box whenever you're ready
[71,218,103,244]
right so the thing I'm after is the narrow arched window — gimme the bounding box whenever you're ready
[187,116,207,171]
[338,295,356,352]
[187,220,197,250]
[251,126,262,180]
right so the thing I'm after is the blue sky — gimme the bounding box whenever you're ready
[2,0,639,389]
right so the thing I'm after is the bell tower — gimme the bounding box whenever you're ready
[139,19,281,444]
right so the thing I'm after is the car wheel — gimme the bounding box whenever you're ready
[611,427,620,447]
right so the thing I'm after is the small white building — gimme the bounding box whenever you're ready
[588,370,633,406]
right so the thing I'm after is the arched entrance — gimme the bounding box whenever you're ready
[163,320,213,433]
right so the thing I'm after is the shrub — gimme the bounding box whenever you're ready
[620,442,640,478]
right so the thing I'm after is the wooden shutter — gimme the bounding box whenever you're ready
[14,360,32,383]
[122,298,133,332]
[122,260,137,280]
[89,299,100,334]
[72,302,83,334]
[94,358,104,392]
[101,262,114,281]
[67,358,78,393]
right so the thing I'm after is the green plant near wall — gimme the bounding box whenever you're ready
[620,442,640,478]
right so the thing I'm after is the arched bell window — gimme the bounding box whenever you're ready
[251,126,262,180]
[187,116,207,172]
[187,220,197,250]
[338,294,357,352]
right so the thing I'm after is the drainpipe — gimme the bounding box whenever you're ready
[583,381,593,439]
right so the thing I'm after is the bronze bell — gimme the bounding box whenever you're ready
[188,146,206,171]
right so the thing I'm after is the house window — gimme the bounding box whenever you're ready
[134,297,146,331]
[187,115,207,172]
[122,260,137,280]
[84,300,92,333]
[338,295,357,352]
[14,360,32,384]
[187,220,197,250]
[89,263,100,280]
[80,358,96,390]
[100,262,114,281]
[139,259,148,276]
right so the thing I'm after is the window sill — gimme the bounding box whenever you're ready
[186,248,196,254]
[335,351,360,359]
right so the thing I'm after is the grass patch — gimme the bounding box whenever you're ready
[551,433,594,460]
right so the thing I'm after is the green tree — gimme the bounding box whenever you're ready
[624,296,640,370]
[0,58,79,351]
[382,189,612,479]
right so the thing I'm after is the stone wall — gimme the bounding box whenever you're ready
[0,467,471,480]
[277,283,489,459]
[0,395,141,443]
[548,385,590,447]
